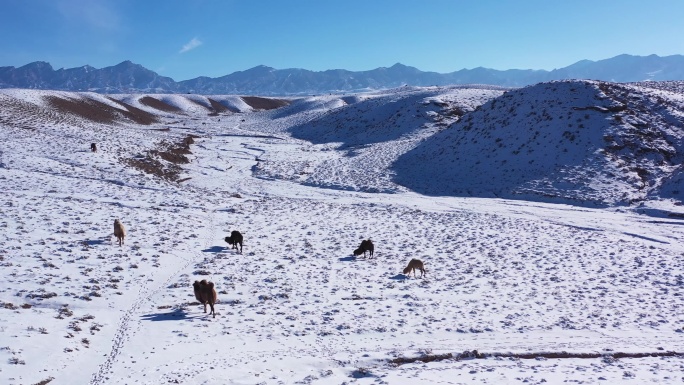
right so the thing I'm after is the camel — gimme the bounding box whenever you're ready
[224,230,243,253]
[403,258,426,278]
[193,280,217,318]
[113,219,126,246]
[353,239,374,258]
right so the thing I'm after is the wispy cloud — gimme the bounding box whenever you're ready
[180,38,203,53]
[57,0,121,32]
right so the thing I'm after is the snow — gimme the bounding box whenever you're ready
[0,84,683,385]
[395,80,684,206]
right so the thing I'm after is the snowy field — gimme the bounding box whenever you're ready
[0,84,683,385]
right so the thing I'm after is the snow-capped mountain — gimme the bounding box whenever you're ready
[2,54,684,95]
[0,61,179,93]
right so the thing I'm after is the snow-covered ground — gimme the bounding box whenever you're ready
[0,84,683,385]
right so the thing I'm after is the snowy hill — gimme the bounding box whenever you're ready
[394,80,684,207]
[1,84,684,385]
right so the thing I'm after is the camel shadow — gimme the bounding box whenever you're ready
[140,308,189,321]
[83,239,107,246]
[202,246,225,253]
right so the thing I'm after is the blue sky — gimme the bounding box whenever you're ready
[2,0,683,81]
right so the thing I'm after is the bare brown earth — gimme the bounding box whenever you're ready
[44,95,158,125]
[184,97,240,115]
[45,96,119,124]
[241,96,290,110]
[207,98,235,114]
[139,96,182,113]
[106,97,159,125]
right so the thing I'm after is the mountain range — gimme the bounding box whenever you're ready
[1,54,684,95]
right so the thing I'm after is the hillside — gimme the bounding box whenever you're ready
[3,81,684,206]
[393,80,684,207]
[1,84,683,385]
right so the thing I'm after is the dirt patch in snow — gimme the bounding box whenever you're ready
[241,96,290,110]
[207,98,235,114]
[44,95,158,125]
[139,96,182,113]
[123,135,198,181]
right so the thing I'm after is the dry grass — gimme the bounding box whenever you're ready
[390,352,455,365]
[123,135,199,182]
[32,377,54,385]
[389,350,683,366]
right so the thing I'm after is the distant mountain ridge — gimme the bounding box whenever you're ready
[1,54,684,95]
